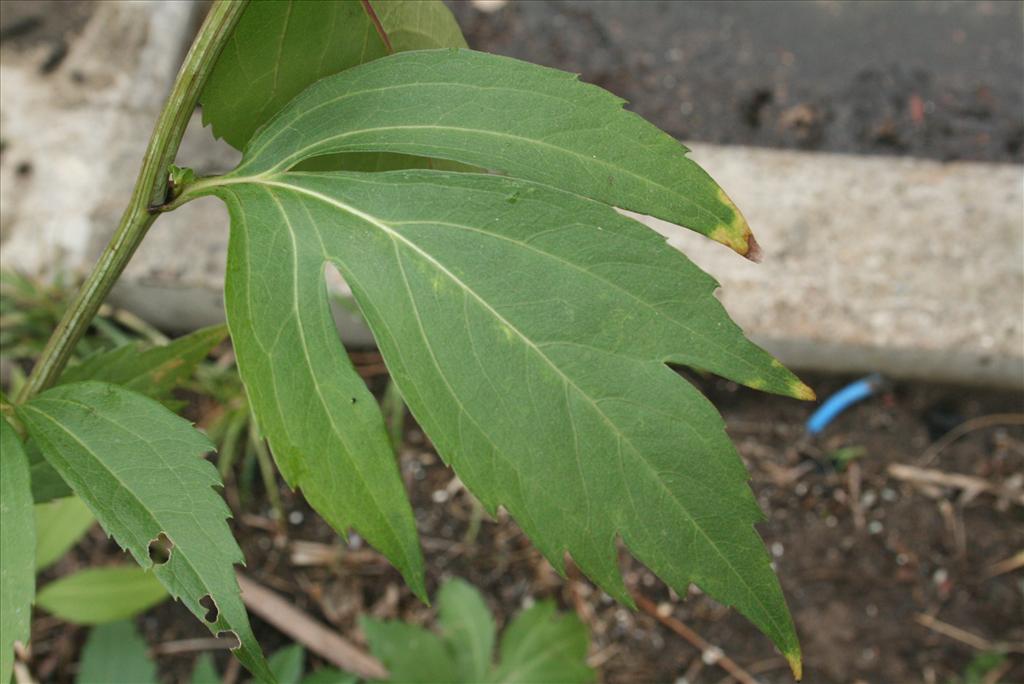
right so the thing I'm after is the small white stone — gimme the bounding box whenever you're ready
[702,646,723,665]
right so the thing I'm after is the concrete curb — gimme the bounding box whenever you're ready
[636,144,1024,389]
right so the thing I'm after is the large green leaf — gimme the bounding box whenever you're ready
[181,46,811,670]
[201,0,465,150]
[36,566,168,624]
[438,579,495,683]
[490,602,592,684]
[34,495,95,570]
[195,168,803,668]
[17,382,272,682]
[1,419,34,684]
[232,49,762,256]
[75,620,157,684]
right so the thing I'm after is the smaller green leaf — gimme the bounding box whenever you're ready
[75,620,157,684]
[34,495,95,570]
[490,602,593,684]
[438,579,495,683]
[269,644,305,684]
[300,669,358,684]
[1,419,35,684]
[36,566,167,625]
[59,324,227,401]
[190,653,221,684]
[18,382,272,681]
[361,617,457,683]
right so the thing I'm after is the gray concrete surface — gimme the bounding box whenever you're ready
[632,144,1024,389]
[1,1,1021,388]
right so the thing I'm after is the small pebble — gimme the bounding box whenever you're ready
[933,568,949,585]
[771,541,785,557]
[881,488,898,502]
[288,510,304,525]
[431,489,449,503]
[868,520,884,535]
[702,646,723,665]
[865,603,878,617]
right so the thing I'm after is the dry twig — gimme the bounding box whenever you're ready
[914,613,1024,654]
[149,637,234,656]
[236,573,388,680]
[919,414,1024,466]
[887,463,1024,506]
[634,593,762,684]
[848,461,866,531]
[986,550,1024,578]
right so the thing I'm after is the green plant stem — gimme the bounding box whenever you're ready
[14,0,248,404]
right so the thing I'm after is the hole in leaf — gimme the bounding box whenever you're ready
[200,594,219,623]
[216,630,240,650]
[147,533,173,565]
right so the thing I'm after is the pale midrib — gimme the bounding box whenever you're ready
[243,79,581,163]
[245,123,727,230]
[252,177,785,638]
[391,218,763,379]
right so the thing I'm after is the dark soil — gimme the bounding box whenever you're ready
[448,0,1024,163]
[27,366,1024,683]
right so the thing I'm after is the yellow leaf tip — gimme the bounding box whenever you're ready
[786,651,803,680]
[792,380,816,402]
[711,186,760,259]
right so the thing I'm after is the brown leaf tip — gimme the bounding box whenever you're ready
[744,233,764,263]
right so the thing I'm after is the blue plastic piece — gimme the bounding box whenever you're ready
[806,374,883,435]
